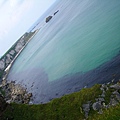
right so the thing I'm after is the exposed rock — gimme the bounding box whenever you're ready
[116,94,120,102]
[98,109,103,114]
[92,101,102,111]
[101,84,106,89]
[9,50,15,55]
[82,102,91,118]
[29,101,33,105]
[0,60,5,70]
[102,102,106,108]
[45,16,52,23]
[2,79,7,86]
[101,84,109,91]
[0,80,32,104]
[54,10,59,15]
[28,93,32,97]
[95,98,105,102]
[109,98,118,106]
[15,42,23,52]
[112,91,119,95]
[105,104,110,109]
[107,82,110,85]
[84,86,87,88]
[82,82,120,118]
[110,84,120,90]
[100,85,107,98]
[0,31,36,74]
[19,38,25,46]
[6,54,12,60]
[101,91,105,97]
[6,99,12,104]
[111,79,115,83]
[100,87,104,91]
[6,57,12,65]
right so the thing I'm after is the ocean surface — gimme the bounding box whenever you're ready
[7,0,120,104]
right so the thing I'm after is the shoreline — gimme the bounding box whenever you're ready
[0,79,120,120]
[5,52,120,104]
[3,29,39,81]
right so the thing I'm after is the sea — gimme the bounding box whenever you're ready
[7,0,120,104]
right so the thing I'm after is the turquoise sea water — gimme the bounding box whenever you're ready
[7,0,120,103]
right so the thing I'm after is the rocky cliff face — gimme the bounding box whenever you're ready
[0,60,5,70]
[0,38,24,71]
[0,31,36,79]
[0,80,32,104]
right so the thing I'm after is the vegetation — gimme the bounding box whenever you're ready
[1,84,120,120]
[0,71,4,79]
[0,31,36,61]
[23,31,36,42]
[0,31,36,79]
[0,87,5,96]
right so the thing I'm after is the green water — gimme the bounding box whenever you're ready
[8,0,120,82]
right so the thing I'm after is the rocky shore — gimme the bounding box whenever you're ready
[82,80,120,119]
[0,73,33,120]
[0,78,120,120]
[0,79,32,104]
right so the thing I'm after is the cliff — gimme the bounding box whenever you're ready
[0,31,37,80]
[0,81,120,120]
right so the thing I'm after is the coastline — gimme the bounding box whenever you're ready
[5,52,120,104]
[3,29,39,81]
[0,80,120,120]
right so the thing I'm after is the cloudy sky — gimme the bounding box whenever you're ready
[0,0,56,56]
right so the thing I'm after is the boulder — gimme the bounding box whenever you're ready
[116,94,120,102]
[0,81,32,104]
[45,16,52,23]
[15,42,23,52]
[110,84,120,90]
[101,90,106,97]
[109,98,118,106]
[82,102,91,118]
[9,50,15,56]
[54,10,59,15]
[0,60,5,70]
[112,91,119,95]
[95,98,105,102]
[92,101,102,111]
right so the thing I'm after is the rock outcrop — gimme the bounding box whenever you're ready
[45,10,59,23]
[82,81,120,119]
[82,101,91,118]
[0,31,37,79]
[0,80,32,104]
[0,60,5,70]
[45,16,52,23]
[54,10,59,15]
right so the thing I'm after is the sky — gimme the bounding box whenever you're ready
[0,0,56,56]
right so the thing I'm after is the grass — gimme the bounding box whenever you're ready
[0,71,4,79]
[0,87,5,96]
[1,84,120,120]
[89,104,120,120]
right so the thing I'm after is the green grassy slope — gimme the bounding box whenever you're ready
[1,84,120,120]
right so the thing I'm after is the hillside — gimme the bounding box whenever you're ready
[0,31,37,80]
[1,82,120,120]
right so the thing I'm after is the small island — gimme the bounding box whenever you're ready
[45,16,53,23]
